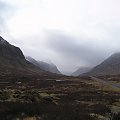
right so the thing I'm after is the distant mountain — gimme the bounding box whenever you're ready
[0,36,49,79]
[72,67,91,76]
[26,56,61,74]
[83,53,120,76]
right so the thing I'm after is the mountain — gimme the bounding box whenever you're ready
[38,61,61,74]
[0,36,25,60]
[26,56,61,74]
[83,53,120,76]
[72,67,91,76]
[0,36,49,79]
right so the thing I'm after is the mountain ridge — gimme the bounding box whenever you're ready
[82,53,120,76]
[0,36,53,79]
[26,56,61,74]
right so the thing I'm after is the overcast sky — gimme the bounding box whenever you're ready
[1,0,120,74]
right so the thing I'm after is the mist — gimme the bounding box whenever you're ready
[1,0,120,74]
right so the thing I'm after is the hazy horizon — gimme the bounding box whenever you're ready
[1,0,120,74]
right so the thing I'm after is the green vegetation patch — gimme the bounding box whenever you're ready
[0,89,59,104]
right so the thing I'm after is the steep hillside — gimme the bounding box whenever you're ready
[83,53,120,76]
[0,36,50,79]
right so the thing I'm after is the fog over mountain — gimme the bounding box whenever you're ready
[26,56,61,74]
[72,67,92,76]
[1,0,120,74]
[83,53,120,76]
[0,36,49,77]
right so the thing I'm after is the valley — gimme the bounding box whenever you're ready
[0,75,119,120]
[1,0,120,119]
[0,36,120,120]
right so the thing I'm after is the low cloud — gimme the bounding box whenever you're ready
[1,0,120,74]
[46,31,109,68]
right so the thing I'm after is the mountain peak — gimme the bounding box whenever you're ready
[0,36,25,59]
[0,36,9,45]
[110,52,120,58]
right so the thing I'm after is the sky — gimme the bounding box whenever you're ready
[0,0,120,74]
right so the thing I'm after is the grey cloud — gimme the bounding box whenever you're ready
[2,0,120,74]
[46,31,109,67]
